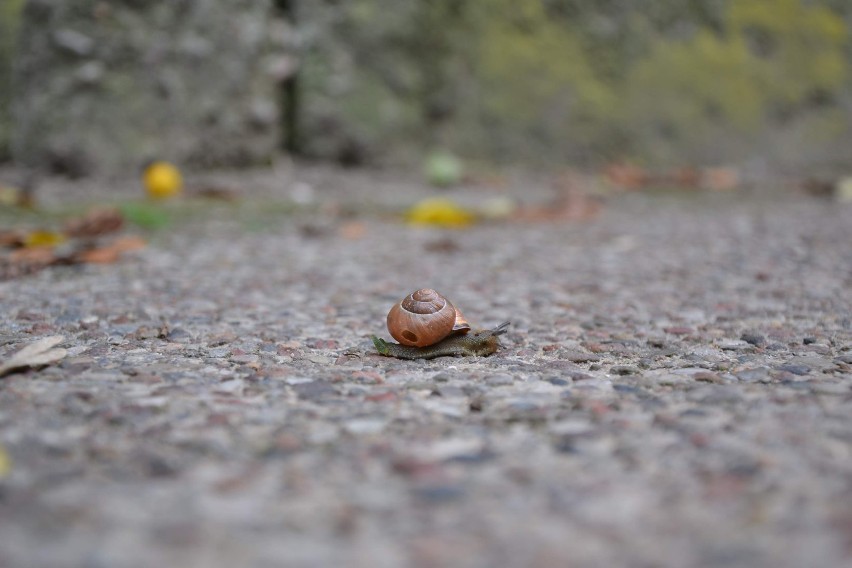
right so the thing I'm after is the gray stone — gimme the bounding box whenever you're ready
[735,367,772,383]
[484,374,514,386]
[12,0,287,173]
[740,332,766,346]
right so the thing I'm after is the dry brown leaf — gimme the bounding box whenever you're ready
[73,235,146,264]
[64,207,125,238]
[0,335,67,377]
[0,230,23,248]
[511,195,603,223]
[339,221,366,240]
[10,246,57,265]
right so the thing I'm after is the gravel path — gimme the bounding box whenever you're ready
[1,169,851,568]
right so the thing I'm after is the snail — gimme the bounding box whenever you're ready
[371,288,510,359]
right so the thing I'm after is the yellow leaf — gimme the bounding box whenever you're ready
[0,444,10,479]
[23,230,66,248]
[405,198,476,228]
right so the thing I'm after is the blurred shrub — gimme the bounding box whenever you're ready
[623,0,848,165]
[300,0,850,170]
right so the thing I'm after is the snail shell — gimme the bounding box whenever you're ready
[387,288,470,347]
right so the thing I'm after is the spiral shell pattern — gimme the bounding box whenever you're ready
[387,289,457,347]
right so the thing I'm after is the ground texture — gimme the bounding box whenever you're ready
[1,167,851,568]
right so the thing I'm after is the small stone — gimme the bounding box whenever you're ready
[740,332,765,346]
[777,364,810,376]
[412,484,465,503]
[610,365,639,376]
[686,385,744,404]
[809,382,850,395]
[735,367,771,383]
[485,374,514,386]
[435,385,466,398]
[292,380,337,401]
[167,328,192,343]
[207,347,230,358]
[664,326,693,335]
[230,354,260,365]
[558,350,600,363]
[214,379,245,395]
[693,371,724,383]
[547,377,570,386]
[342,418,387,435]
[718,339,751,351]
[305,338,339,349]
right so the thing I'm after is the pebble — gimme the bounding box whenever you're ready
[214,379,245,395]
[558,350,600,363]
[291,381,338,401]
[777,364,810,376]
[342,418,387,435]
[735,367,772,383]
[435,385,466,398]
[412,484,466,503]
[230,354,260,365]
[809,382,850,395]
[717,339,751,351]
[740,332,766,346]
[167,328,193,343]
[686,385,745,404]
[485,374,514,386]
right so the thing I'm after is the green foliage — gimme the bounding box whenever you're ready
[728,0,848,108]
[470,0,617,159]
[119,203,172,231]
[618,0,848,163]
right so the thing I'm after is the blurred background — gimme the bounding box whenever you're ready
[0,0,850,181]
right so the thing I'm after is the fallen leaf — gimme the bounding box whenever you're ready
[23,230,66,248]
[836,177,852,202]
[702,167,740,191]
[339,221,367,240]
[64,207,125,238]
[605,162,648,190]
[9,246,57,266]
[0,230,23,248]
[511,194,602,223]
[0,335,67,377]
[406,198,476,228]
[72,235,146,264]
[0,444,10,479]
[111,235,147,252]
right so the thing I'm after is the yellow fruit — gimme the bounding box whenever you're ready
[143,161,183,199]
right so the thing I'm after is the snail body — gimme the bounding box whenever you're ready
[373,288,508,359]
